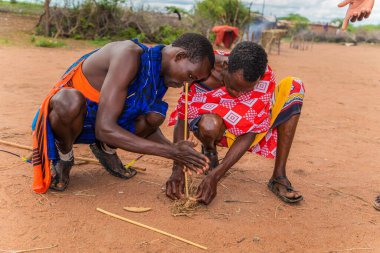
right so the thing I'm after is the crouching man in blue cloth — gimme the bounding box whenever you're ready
[32,33,214,193]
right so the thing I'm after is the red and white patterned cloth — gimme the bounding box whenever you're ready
[168,50,305,159]
[169,65,276,136]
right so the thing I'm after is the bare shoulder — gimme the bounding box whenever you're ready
[82,40,144,90]
[105,40,143,59]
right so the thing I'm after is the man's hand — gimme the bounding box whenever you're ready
[172,140,209,175]
[338,0,375,31]
[196,173,218,205]
[166,166,185,200]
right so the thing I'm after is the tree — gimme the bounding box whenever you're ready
[195,0,251,27]
[279,13,309,23]
[279,13,309,34]
[165,6,188,20]
[44,0,50,36]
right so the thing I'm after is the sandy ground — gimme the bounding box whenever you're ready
[1,13,380,253]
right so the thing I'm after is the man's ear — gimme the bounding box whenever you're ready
[174,51,188,62]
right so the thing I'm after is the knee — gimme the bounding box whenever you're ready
[145,112,165,129]
[50,89,86,123]
[198,114,225,140]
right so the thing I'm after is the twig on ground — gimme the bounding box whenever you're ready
[0,244,58,253]
[325,247,374,252]
[138,180,162,186]
[224,200,256,203]
[275,204,284,219]
[326,186,370,205]
[74,193,96,197]
[97,208,207,250]
[218,182,229,189]
[251,190,267,197]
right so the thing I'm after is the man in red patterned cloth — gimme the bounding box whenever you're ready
[166,42,305,205]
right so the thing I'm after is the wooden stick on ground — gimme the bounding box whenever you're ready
[0,140,31,151]
[0,244,58,253]
[96,208,207,250]
[0,139,146,171]
[184,82,190,198]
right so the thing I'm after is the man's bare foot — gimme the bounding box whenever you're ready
[50,159,74,191]
[373,195,380,211]
[90,143,137,179]
[268,176,303,203]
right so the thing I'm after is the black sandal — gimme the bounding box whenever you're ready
[268,176,303,203]
[373,195,380,211]
[201,146,219,169]
[90,143,137,179]
[49,159,74,191]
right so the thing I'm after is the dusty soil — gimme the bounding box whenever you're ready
[1,13,380,253]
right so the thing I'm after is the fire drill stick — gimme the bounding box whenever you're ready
[184,82,190,198]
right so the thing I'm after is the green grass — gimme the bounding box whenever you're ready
[0,37,10,45]
[89,38,112,47]
[356,24,380,32]
[0,1,43,15]
[34,38,65,48]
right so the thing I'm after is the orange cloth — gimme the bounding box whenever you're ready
[212,25,239,48]
[32,61,97,193]
[71,64,100,103]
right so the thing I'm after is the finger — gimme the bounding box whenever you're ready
[357,12,365,21]
[196,168,204,175]
[185,156,207,169]
[196,192,206,204]
[166,183,176,200]
[206,191,217,205]
[190,152,209,165]
[196,185,203,198]
[337,0,351,7]
[174,181,182,199]
[364,10,371,18]
[171,181,179,199]
[197,187,208,201]
[198,190,210,204]
[182,166,192,176]
[342,16,350,31]
[350,12,358,22]
[179,178,185,197]
[183,162,196,173]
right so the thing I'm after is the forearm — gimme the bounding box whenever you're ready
[211,132,256,181]
[96,123,175,159]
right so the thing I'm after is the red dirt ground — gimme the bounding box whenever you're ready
[1,13,380,253]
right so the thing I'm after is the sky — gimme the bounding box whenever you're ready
[126,0,380,25]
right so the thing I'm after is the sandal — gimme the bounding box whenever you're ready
[373,195,380,211]
[49,159,74,191]
[201,145,219,169]
[268,176,303,203]
[90,143,137,179]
